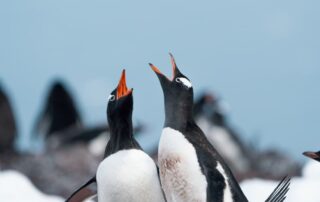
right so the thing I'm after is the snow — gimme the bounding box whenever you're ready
[0,170,64,202]
[241,160,320,202]
[0,170,96,202]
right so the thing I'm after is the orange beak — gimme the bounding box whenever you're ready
[149,53,177,81]
[117,70,132,100]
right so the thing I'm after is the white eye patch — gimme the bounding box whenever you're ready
[108,94,115,101]
[175,77,192,88]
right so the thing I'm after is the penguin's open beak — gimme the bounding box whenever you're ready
[116,70,133,100]
[303,151,320,161]
[149,53,180,81]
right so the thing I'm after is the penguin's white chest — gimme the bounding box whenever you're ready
[158,127,207,202]
[96,149,165,202]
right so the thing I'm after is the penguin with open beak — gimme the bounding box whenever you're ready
[66,70,165,202]
[303,151,320,162]
[150,54,290,202]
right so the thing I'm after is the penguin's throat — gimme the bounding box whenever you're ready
[109,118,134,140]
[164,102,194,130]
[105,121,135,156]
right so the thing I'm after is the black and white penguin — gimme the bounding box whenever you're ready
[66,70,165,202]
[0,84,17,153]
[303,151,320,162]
[150,54,290,202]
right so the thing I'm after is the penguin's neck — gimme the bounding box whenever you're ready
[164,98,195,131]
[104,116,139,157]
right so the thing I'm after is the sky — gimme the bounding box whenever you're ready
[0,0,319,160]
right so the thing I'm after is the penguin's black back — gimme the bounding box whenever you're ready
[182,121,248,202]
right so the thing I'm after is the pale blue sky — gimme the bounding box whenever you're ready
[1,1,319,160]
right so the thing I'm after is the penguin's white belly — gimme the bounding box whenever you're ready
[96,149,165,202]
[158,127,207,202]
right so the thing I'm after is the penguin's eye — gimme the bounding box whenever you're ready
[175,77,192,89]
[108,94,115,102]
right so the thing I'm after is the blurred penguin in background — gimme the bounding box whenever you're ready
[0,83,17,154]
[193,92,254,179]
[33,80,83,144]
[303,151,320,162]
[194,92,301,180]
[32,80,103,150]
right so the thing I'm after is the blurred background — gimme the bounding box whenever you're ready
[0,0,319,201]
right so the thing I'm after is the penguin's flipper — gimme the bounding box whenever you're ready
[66,176,97,202]
[265,176,291,202]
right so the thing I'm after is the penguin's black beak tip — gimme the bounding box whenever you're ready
[149,63,162,75]
[303,151,318,160]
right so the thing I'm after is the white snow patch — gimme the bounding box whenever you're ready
[241,160,320,202]
[0,170,64,202]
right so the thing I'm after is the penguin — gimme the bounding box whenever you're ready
[0,84,17,153]
[33,80,83,140]
[66,70,165,202]
[303,151,320,162]
[149,54,290,202]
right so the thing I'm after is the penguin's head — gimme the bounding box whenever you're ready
[149,53,193,106]
[107,70,133,122]
[303,151,320,162]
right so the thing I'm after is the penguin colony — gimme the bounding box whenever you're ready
[66,54,291,202]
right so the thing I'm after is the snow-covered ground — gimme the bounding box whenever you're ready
[0,170,64,202]
[0,160,319,201]
[241,160,320,202]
